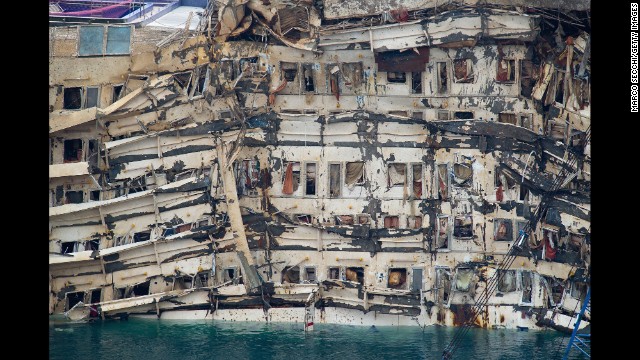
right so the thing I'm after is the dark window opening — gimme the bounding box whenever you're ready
[412,164,423,198]
[113,84,123,103]
[453,111,474,120]
[550,279,564,306]
[86,240,100,251]
[65,191,84,204]
[220,60,235,80]
[195,272,210,288]
[555,73,565,103]
[240,57,258,75]
[521,271,533,304]
[61,242,75,254]
[388,163,406,187]
[305,163,316,195]
[66,291,84,311]
[345,267,364,285]
[453,59,474,83]
[388,268,408,289]
[133,231,151,243]
[387,72,406,83]
[497,270,517,292]
[567,233,585,252]
[281,62,298,82]
[297,214,312,223]
[88,140,99,168]
[520,60,536,97]
[384,216,400,229]
[494,219,513,241]
[329,163,341,198]
[282,161,300,195]
[302,64,315,92]
[497,59,516,82]
[436,216,450,249]
[454,215,473,238]
[328,267,341,280]
[282,266,300,284]
[90,190,100,201]
[437,110,450,120]
[303,267,317,282]
[223,268,242,284]
[127,176,146,194]
[132,281,150,297]
[219,110,233,119]
[520,184,530,201]
[90,289,102,304]
[570,281,587,300]
[437,62,448,94]
[498,113,517,125]
[85,87,99,108]
[63,139,83,162]
[411,72,423,93]
[63,87,82,109]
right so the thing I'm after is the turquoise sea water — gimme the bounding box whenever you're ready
[49,317,586,359]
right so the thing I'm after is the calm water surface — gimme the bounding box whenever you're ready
[49,317,586,359]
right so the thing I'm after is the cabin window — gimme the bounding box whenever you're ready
[387,72,406,83]
[437,110,450,120]
[494,219,513,241]
[412,164,423,198]
[218,110,233,120]
[454,215,473,238]
[220,60,235,80]
[341,62,363,88]
[384,216,400,229]
[436,215,451,250]
[408,216,422,229]
[65,291,85,311]
[89,288,102,304]
[297,214,312,223]
[520,60,536,97]
[436,267,451,303]
[568,233,585,252]
[133,231,151,243]
[329,163,341,198]
[388,268,408,289]
[235,159,260,195]
[281,62,298,82]
[412,111,424,120]
[497,59,516,83]
[336,215,354,225]
[328,267,341,280]
[223,267,242,284]
[86,240,100,251]
[453,59,474,83]
[453,111,473,120]
[345,267,364,284]
[452,162,473,187]
[112,84,124,103]
[520,183,530,201]
[521,271,533,304]
[65,190,84,204]
[131,281,150,297]
[345,162,365,187]
[301,63,315,92]
[63,87,82,110]
[282,266,300,283]
[240,57,258,75]
[570,281,587,299]
[454,268,473,292]
[195,271,210,288]
[85,87,99,108]
[498,113,517,125]
[78,25,131,56]
[305,163,317,195]
[387,163,406,187]
[63,139,83,162]
[436,164,449,200]
[282,161,300,195]
[61,242,75,254]
[357,214,371,225]
[411,72,423,93]
[436,62,448,94]
[497,270,517,292]
[303,267,317,282]
[519,113,533,130]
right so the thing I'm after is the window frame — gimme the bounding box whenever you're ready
[77,25,132,57]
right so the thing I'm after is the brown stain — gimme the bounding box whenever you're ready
[500,314,505,323]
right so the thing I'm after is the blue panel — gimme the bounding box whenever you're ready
[106,26,131,55]
[78,26,104,56]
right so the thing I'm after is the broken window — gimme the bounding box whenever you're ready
[195,271,210,288]
[570,281,587,300]
[494,219,513,241]
[436,267,452,303]
[223,267,242,284]
[388,268,408,289]
[89,288,102,305]
[297,214,312,223]
[282,266,300,284]
[65,190,84,204]
[453,59,474,83]
[66,291,85,311]
[345,162,365,188]
[240,57,258,76]
[452,162,473,187]
[498,113,517,125]
[303,267,317,283]
[86,240,100,251]
[384,216,400,229]
[61,242,75,254]
[341,62,363,89]
[436,215,450,250]
[85,87,99,108]
[282,161,300,195]
[387,163,406,187]
[453,268,473,292]
[387,72,406,83]
[568,233,585,252]
[305,163,317,195]
[497,59,516,83]
[520,60,537,97]
[411,72,423,93]
[301,64,315,92]
[112,84,123,103]
[454,215,473,238]
[219,60,236,80]
[63,139,83,162]
[437,110,450,121]
[235,159,260,195]
[453,111,474,120]
[497,270,517,293]
[336,215,354,225]
[345,267,364,284]
[356,214,370,225]
[133,231,151,243]
[328,267,341,280]
[281,62,298,82]
[329,163,341,198]
[521,271,533,304]
[436,164,449,200]
[519,114,533,130]
[412,164,423,198]
[436,62,448,94]
[519,183,530,201]
[131,281,150,297]
[408,216,422,229]
[63,87,82,110]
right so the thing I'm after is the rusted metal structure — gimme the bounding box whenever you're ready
[49,0,590,333]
